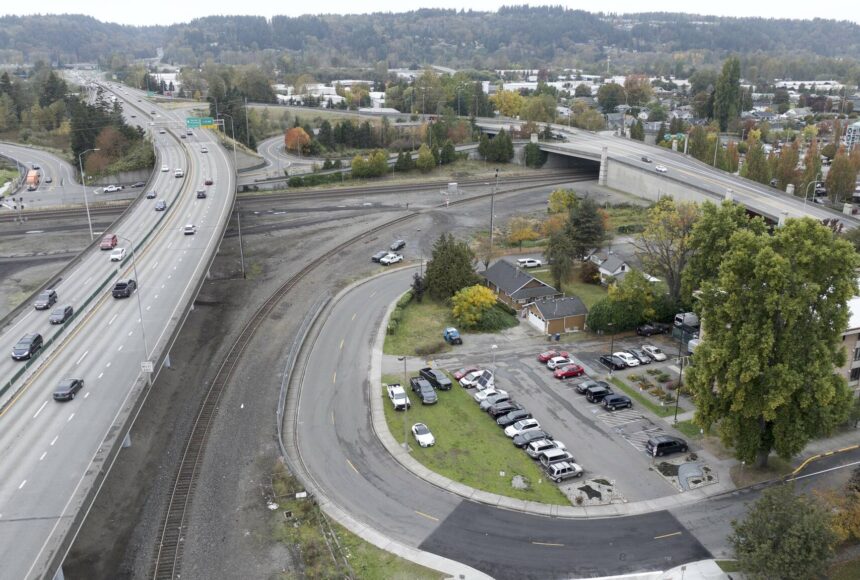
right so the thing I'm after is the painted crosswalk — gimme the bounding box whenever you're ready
[621,426,664,451]
[594,409,647,427]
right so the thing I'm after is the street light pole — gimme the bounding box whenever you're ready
[117,235,149,359]
[220,113,238,188]
[607,322,615,376]
[236,202,246,278]
[674,329,685,424]
[398,356,409,450]
[78,148,99,241]
[803,173,822,207]
[488,168,498,267]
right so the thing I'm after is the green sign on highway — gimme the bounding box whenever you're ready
[185,117,214,129]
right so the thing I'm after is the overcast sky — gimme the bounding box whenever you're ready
[4,1,855,27]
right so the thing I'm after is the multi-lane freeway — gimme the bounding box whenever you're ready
[0,79,235,579]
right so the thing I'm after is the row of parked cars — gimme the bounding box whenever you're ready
[538,349,633,410]
[454,365,585,483]
[371,240,406,266]
[598,344,667,371]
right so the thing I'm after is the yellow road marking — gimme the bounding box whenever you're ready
[531,541,564,547]
[654,531,682,540]
[414,510,439,522]
[346,459,358,473]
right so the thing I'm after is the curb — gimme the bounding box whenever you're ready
[789,444,860,478]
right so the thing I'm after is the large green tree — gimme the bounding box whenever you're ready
[730,484,837,580]
[826,146,858,203]
[424,233,479,300]
[742,140,770,185]
[686,218,858,467]
[713,56,741,131]
[597,82,625,113]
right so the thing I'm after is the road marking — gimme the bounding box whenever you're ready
[346,459,358,473]
[128,331,134,337]
[331,411,335,424]
[109,314,118,326]
[154,294,159,299]
[50,436,58,446]
[18,480,26,490]
[106,362,111,368]
[369,290,377,298]
[84,392,90,399]
[76,350,89,365]
[161,284,165,289]
[147,306,151,311]
[414,510,439,522]
[118,345,123,352]
[654,531,682,540]
[98,372,103,379]
[339,339,344,350]
[788,460,860,482]
[33,401,48,419]
[84,277,92,285]
[532,541,564,547]
[151,261,158,270]
[352,313,357,321]
[332,372,337,383]
[39,452,47,461]
[67,413,75,422]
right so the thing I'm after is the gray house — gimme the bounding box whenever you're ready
[482,260,561,310]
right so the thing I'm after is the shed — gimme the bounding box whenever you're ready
[525,296,589,335]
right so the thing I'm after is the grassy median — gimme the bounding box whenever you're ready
[609,376,681,418]
[382,373,568,505]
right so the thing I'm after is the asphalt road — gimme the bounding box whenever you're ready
[297,267,711,578]
[0,76,235,579]
[0,143,80,208]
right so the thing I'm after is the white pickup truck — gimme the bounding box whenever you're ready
[102,184,123,193]
[386,383,411,411]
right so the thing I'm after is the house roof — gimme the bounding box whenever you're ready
[533,296,588,320]
[599,255,626,275]
[512,285,561,301]
[483,259,555,296]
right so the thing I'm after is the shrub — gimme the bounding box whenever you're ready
[476,303,518,332]
[656,372,671,383]
[628,374,641,382]
[415,341,447,356]
[396,290,413,308]
[580,261,601,284]
[452,285,498,328]
[495,301,517,316]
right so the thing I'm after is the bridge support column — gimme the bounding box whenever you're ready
[122,431,132,449]
[52,566,65,580]
[598,147,608,186]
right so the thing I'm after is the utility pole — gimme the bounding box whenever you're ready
[488,168,498,267]
[236,203,246,279]
[244,96,250,146]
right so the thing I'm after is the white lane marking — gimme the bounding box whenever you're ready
[128,331,133,336]
[174,266,177,270]
[84,392,90,399]
[33,400,48,419]
[118,345,124,352]
[151,261,158,270]
[76,350,89,365]
[106,362,111,368]
[67,413,75,422]
[161,284,165,289]
[98,372,103,379]
[154,295,159,299]
[18,480,26,490]
[39,452,47,461]
[147,306,151,311]
[788,460,860,482]
[167,242,173,249]
[84,277,92,285]
[109,314,118,325]
[168,274,172,279]
[50,436,58,446]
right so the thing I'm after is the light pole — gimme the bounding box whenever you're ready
[488,168,499,267]
[116,235,149,359]
[77,148,99,241]
[673,329,686,424]
[803,173,822,207]
[491,344,498,374]
[236,202,246,278]
[397,356,409,450]
[607,322,615,376]
[220,112,238,187]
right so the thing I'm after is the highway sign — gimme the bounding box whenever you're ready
[185,117,214,129]
[141,361,154,373]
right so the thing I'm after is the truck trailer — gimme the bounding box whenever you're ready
[25,169,40,191]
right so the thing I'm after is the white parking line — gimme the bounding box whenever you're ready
[98,372,103,379]
[151,261,158,270]
[147,306,151,311]
[161,284,165,289]
[84,392,90,399]
[154,294,159,299]
[106,362,111,368]
[33,401,48,419]
[76,350,89,365]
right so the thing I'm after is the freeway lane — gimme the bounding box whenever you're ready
[0,143,79,208]
[297,267,709,578]
[0,78,236,579]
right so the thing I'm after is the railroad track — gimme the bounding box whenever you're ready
[148,172,594,579]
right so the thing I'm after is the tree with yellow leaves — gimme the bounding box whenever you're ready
[451,285,498,329]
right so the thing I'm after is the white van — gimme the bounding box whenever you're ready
[674,312,699,328]
[174,168,184,178]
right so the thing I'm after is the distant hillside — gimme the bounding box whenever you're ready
[2,8,860,77]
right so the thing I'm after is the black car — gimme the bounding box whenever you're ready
[49,305,74,324]
[496,408,532,427]
[645,435,688,457]
[155,200,167,211]
[371,250,388,262]
[626,348,652,365]
[53,378,84,401]
[575,379,610,395]
[585,385,613,403]
[390,239,406,251]
[112,279,137,298]
[131,181,146,188]
[641,156,652,163]
[636,323,666,336]
[513,430,553,448]
[409,377,438,404]
[419,367,452,390]
[146,190,157,199]
[11,333,43,361]
[196,188,207,199]
[488,401,522,418]
[599,354,627,370]
[34,289,58,310]
[602,394,633,411]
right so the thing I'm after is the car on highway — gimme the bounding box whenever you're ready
[641,156,652,163]
[201,146,208,153]
[642,345,667,361]
[474,388,506,404]
[196,187,207,199]
[599,354,627,370]
[479,392,511,411]
[34,289,58,310]
[544,461,584,482]
[130,181,145,188]
[516,258,542,268]
[174,168,184,178]
[537,349,569,363]
[655,164,668,173]
[146,190,157,199]
[49,305,74,324]
[184,224,197,235]
[379,253,403,265]
[155,199,167,211]
[159,130,166,135]
[53,378,84,402]
[411,423,435,447]
[100,233,118,250]
[487,401,522,418]
[614,351,640,367]
[625,348,652,365]
[554,364,585,379]
[496,408,532,427]
[645,435,688,457]
[386,384,411,411]
[409,377,438,405]
[636,323,668,336]
[585,384,614,404]
[112,278,137,298]
[44,176,52,183]
[602,394,633,411]
[513,430,552,448]
[110,248,126,262]
[574,379,610,395]
[504,418,541,438]
[419,367,452,390]
[452,367,479,381]
[390,239,406,251]
[204,177,213,185]
[11,333,43,360]
[546,356,572,370]
[102,184,123,193]
[525,439,566,459]
[160,164,168,171]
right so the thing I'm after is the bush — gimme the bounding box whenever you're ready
[495,301,517,316]
[656,372,671,383]
[415,341,447,356]
[475,303,518,332]
[580,261,601,284]
[396,290,413,308]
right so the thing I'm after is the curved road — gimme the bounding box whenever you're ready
[296,268,709,579]
[0,143,80,208]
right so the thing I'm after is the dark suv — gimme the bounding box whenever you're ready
[419,367,452,390]
[645,435,688,457]
[585,384,613,403]
[12,333,43,361]
[112,279,137,298]
[602,394,633,411]
[409,377,438,404]
[49,305,74,324]
[575,379,609,395]
[34,289,58,310]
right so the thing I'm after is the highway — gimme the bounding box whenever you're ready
[0,77,235,579]
[0,143,81,209]
[295,267,709,578]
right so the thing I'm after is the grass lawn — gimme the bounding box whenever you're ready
[729,455,793,488]
[333,520,444,580]
[715,560,741,573]
[382,373,568,505]
[383,299,452,356]
[673,419,703,440]
[604,205,649,234]
[829,556,860,580]
[608,377,681,418]
[531,267,607,309]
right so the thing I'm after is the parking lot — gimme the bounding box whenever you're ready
[439,333,701,502]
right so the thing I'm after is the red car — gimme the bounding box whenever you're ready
[554,364,585,379]
[453,367,479,381]
[537,349,570,363]
[204,178,213,185]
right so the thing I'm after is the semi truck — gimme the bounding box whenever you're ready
[25,169,40,191]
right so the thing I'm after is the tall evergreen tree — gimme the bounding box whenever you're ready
[424,233,479,300]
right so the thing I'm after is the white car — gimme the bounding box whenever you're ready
[158,129,166,134]
[504,418,541,438]
[201,146,208,153]
[460,369,492,389]
[102,184,122,193]
[379,253,403,265]
[614,351,640,367]
[161,164,169,172]
[547,356,572,370]
[411,423,435,447]
[183,224,196,235]
[655,164,668,173]
[517,258,543,268]
[110,247,126,262]
[174,168,184,178]
[386,384,411,411]
[642,345,667,361]
[474,388,507,404]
